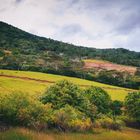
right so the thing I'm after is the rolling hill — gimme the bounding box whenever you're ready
[0,21,140,67]
[0,21,140,89]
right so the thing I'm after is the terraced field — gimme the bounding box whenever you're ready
[0,69,136,100]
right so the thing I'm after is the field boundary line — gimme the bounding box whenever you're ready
[0,74,134,91]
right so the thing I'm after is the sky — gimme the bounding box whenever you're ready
[0,0,140,52]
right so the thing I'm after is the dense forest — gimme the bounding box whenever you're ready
[0,21,140,89]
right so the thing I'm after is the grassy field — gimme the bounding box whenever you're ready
[0,70,136,100]
[1,127,140,140]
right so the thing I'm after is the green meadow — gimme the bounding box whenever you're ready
[0,69,136,101]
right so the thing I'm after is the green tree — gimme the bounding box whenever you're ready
[125,92,140,121]
[41,80,84,109]
[110,100,123,116]
[84,86,111,114]
[41,80,97,120]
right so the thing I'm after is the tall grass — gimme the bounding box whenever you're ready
[1,128,140,140]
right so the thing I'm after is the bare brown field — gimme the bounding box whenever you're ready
[84,59,137,74]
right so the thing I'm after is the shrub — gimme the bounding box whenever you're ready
[41,80,83,109]
[95,116,124,130]
[41,80,97,120]
[52,105,92,132]
[119,115,140,129]
[0,92,52,129]
[125,92,140,122]
[84,86,111,114]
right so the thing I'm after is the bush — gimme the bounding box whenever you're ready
[125,92,140,122]
[41,80,97,120]
[0,92,52,129]
[84,86,111,114]
[41,80,83,109]
[119,115,140,129]
[95,116,124,130]
[52,105,92,132]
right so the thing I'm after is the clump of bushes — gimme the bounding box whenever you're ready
[1,80,140,132]
[0,92,52,130]
[41,80,97,121]
[52,105,92,132]
[95,116,124,130]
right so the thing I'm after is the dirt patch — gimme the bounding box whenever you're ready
[84,61,137,74]
[0,74,55,84]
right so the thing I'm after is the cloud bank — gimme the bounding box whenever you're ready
[0,0,140,51]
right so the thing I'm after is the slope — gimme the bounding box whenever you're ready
[0,69,136,101]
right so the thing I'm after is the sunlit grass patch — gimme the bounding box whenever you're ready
[0,69,136,100]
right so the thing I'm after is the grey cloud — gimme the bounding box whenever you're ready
[0,0,140,52]
[116,14,140,34]
[59,24,83,36]
[15,0,23,3]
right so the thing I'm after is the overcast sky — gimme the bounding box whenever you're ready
[0,0,140,52]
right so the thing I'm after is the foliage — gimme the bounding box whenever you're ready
[0,92,52,129]
[41,80,84,109]
[41,80,97,120]
[84,86,111,114]
[94,70,140,89]
[125,92,140,122]
[96,116,124,130]
[118,115,140,129]
[0,78,139,132]
[110,100,123,116]
[52,105,92,132]
[0,22,140,67]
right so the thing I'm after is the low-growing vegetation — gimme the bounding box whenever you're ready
[1,127,140,140]
[0,80,140,133]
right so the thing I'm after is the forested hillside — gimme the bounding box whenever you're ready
[0,21,140,89]
[0,21,140,66]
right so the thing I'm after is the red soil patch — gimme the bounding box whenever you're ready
[84,61,137,74]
